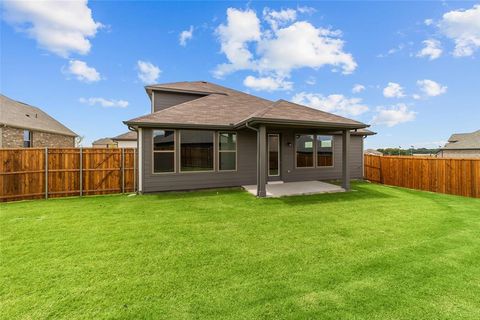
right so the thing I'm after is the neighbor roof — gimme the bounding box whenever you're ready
[440,130,480,150]
[0,94,77,137]
[92,138,116,145]
[126,81,368,130]
[112,131,137,141]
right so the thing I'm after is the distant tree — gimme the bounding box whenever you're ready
[377,147,439,156]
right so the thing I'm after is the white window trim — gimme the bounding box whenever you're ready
[218,131,237,172]
[179,130,215,173]
[152,129,176,174]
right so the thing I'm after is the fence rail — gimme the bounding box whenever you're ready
[0,148,137,202]
[364,155,480,198]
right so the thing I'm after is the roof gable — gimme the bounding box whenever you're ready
[126,81,368,129]
[443,130,480,149]
[0,94,77,137]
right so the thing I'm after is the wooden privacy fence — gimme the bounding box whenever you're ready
[0,148,137,202]
[364,155,480,198]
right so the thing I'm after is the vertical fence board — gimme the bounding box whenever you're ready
[0,148,136,202]
[364,155,480,198]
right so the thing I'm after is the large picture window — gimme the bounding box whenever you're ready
[317,135,333,167]
[153,129,175,173]
[218,132,237,171]
[180,130,214,172]
[296,134,314,168]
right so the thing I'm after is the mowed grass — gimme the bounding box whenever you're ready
[1,182,480,319]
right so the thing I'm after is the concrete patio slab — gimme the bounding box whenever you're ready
[243,181,345,198]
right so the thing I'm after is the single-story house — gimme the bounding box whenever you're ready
[0,94,77,148]
[92,138,117,148]
[124,81,375,197]
[112,131,137,148]
[437,130,480,158]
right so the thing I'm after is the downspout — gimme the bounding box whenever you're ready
[245,121,260,194]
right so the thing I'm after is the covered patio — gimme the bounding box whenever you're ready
[243,180,345,198]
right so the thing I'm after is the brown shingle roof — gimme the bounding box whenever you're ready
[112,131,137,141]
[0,94,77,137]
[441,130,480,150]
[126,81,368,130]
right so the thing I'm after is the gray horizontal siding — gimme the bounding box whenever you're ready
[141,127,365,193]
[153,91,204,112]
[142,128,257,192]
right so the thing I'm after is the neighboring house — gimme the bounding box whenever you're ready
[364,148,383,156]
[0,94,77,148]
[124,81,375,197]
[112,131,137,148]
[92,138,117,148]
[437,130,480,158]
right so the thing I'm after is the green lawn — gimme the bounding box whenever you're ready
[1,182,480,319]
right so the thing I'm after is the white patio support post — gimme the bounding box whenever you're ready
[342,129,351,190]
[257,125,267,197]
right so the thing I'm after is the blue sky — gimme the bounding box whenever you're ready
[1,1,479,148]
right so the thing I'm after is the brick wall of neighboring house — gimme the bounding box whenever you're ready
[1,126,75,148]
[1,126,24,148]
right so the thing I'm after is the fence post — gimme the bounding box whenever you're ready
[121,148,125,193]
[45,148,48,199]
[79,147,83,196]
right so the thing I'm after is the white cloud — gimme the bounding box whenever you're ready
[439,4,480,57]
[214,7,356,87]
[417,39,442,60]
[257,21,356,75]
[292,92,369,117]
[137,60,161,84]
[2,0,102,57]
[424,18,434,26]
[377,43,405,58]
[352,84,365,93]
[179,26,194,46]
[383,82,405,98]
[243,75,292,91]
[297,6,316,15]
[79,97,128,108]
[64,60,100,82]
[214,8,261,77]
[263,8,297,30]
[416,79,447,97]
[372,104,417,127]
[305,77,316,85]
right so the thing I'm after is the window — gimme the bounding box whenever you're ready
[317,135,333,167]
[296,134,314,168]
[180,130,214,172]
[218,132,236,171]
[268,134,279,176]
[23,130,32,148]
[153,130,175,173]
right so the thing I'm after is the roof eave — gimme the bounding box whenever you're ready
[236,118,369,130]
[0,122,78,137]
[144,86,227,97]
[123,121,235,130]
